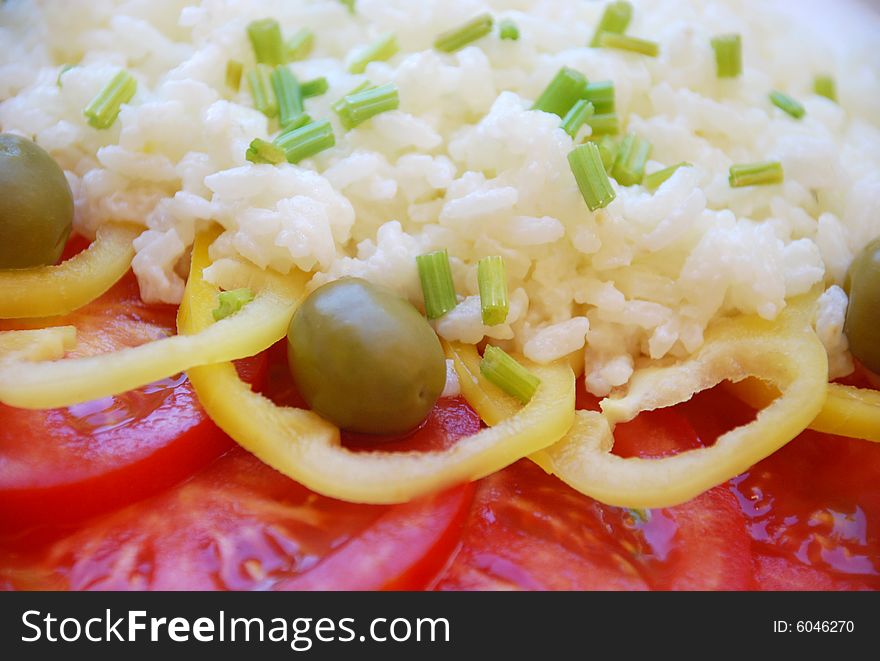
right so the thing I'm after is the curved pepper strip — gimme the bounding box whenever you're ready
[529,295,829,508]
[179,230,576,504]
[0,223,140,319]
[0,327,76,363]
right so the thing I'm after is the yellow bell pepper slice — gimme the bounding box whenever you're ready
[0,223,139,319]
[0,326,77,363]
[180,231,576,504]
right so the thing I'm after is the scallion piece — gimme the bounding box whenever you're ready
[273,119,335,163]
[331,81,373,113]
[247,64,277,118]
[585,112,619,136]
[213,288,255,321]
[301,77,329,98]
[335,82,399,130]
[710,34,741,78]
[596,135,619,171]
[416,250,457,320]
[434,13,494,53]
[284,113,313,132]
[769,90,805,119]
[480,345,541,404]
[581,80,615,114]
[348,32,399,74]
[477,256,509,326]
[83,70,137,130]
[271,66,304,128]
[225,60,243,91]
[590,1,632,47]
[644,162,691,190]
[247,18,285,66]
[286,28,314,62]
[532,66,587,118]
[814,74,837,102]
[499,19,520,41]
[569,142,616,211]
[339,0,356,14]
[611,133,652,186]
[728,161,784,188]
[245,138,286,165]
[597,32,659,57]
[561,99,595,138]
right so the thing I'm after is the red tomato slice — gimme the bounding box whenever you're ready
[0,272,265,532]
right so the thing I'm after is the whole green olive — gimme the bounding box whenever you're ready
[0,133,74,269]
[844,237,880,374]
[287,277,447,436]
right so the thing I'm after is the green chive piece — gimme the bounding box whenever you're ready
[57,64,77,88]
[247,64,277,118]
[271,66,304,128]
[644,162,691,190]
[247,18,285,66]
[533,66,587,118]
[582,80,615,114]
[499,19,520,41]
[434,13,494,53]
[83,70,137,129]
[284,113,313,131]
[273,119,335,164]
[611,133,652,186]
[416,250,457,319]
[597,32,659,57]
[335,82,399,130]
[569,142,616,211]
[225,60,243,92]
[331,81,373,113]
[301,77,329,98]
[769,90,805,119]
[596,135,619,171]
[286,28,314,62]
[814,74,837,102]
[729,161,784,188]
[561,99,595,138]
[477,256,509,326]
[480,345,541,404]
[348,32,399,74]
[585,112,620,136]
[245,138,286,165]
[339,0,356,14]
[710,33,741,78]
[213,288,255,321]
[590,1,632,47]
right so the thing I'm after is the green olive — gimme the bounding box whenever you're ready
[844,237,880,374]
[0,133,74,269]
[287,277,447,436]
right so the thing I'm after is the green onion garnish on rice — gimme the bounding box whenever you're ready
[569,142,616,211]
[247,18,285,66]
[348,32,399,74]
[245,139,286,165]
[83,70,137,129]
[273,119,335,163]
[710,34,742,78]
[611,133,652,186]
[247,64,278,118]
[729,161,784,187]
[332,81,373,113]
[434,14,494,53]
[582,80,615,114]
[644,162,691,190]
[597,135,619,171]
[225,60,243,91]
[561,100,595,138]
[533,66,587,118]
[213,288,255,321]
[814,74,837,102]
[271,66,304,129]
[478,256,509,326]
[480,346,541,404]
[335,82,399,130]
[590,1,633,47]
[301,77,329,98]
[416,250,458,319]
[286,28,314,62]
[769,90,805,119]
[585,112,620,136]
[597,32,659,57]
[499,19,520,41]
[339,0,356,14]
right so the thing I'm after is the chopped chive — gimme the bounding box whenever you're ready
[814,74,837,102]
[611,133,652,186]
[499,19,519,41]
[301,77,329,98]
[597,32,659,57]
[348,32,399,74]
[247,18,285,66]
[271,66,304,128]
[596,135,619,171]
[83,70,137,129]
[569,142,616,211]
[532,66,587,118]
[561,99,595,137]
[769,90,805,119]
[57,63,77,88]
[710,34,741,78]
[274,119,335,163]
[581,80,615,114]
[480,346,541,404]
[590,1,632,47]
[644,162,691,190]
[585,112,619,136]
[339,0,356,14]
[729,161,784,187]
[247,64,277,118]
[286,28,314,62]
[283,112,313,131]
[477,256,509,326]
[245,138,286,165]
[416,250,457,319]
[335,82,399,130]
[331,81,373,113]
[434,13,494,53]
[225,60,243,91]
[213,288,255,321]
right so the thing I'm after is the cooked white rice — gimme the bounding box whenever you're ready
[2,0,878,395]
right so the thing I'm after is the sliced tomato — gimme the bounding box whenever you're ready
[0,271,265,532]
